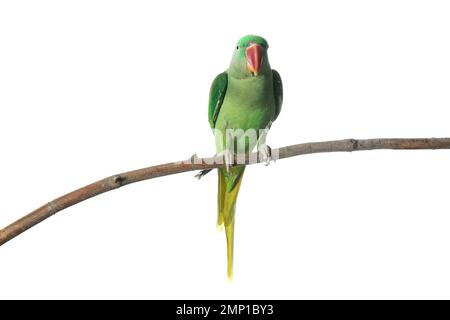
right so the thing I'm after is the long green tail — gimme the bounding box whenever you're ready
[218,167,245,280]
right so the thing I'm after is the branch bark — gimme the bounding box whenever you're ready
[1,137,450,247]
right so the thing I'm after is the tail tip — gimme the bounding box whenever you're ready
[227,267,233,281]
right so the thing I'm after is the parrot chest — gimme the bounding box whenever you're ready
[217,75,275,131]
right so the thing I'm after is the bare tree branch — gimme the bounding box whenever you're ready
[1,137,450,247]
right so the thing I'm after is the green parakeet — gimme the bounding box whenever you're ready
[205,35,283,279]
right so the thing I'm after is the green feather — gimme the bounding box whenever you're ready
[272,69,283,122]
[208,71,227,129]
[237,35,269,49]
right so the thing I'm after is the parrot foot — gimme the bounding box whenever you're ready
[258,144,272,166]
[195,169,212,179]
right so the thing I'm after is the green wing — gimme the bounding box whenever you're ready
[272,69,283,122]
[208,71,228,129]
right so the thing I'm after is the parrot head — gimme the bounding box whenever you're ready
[228,35,270,79]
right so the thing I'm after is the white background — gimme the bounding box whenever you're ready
[1,0,450,299]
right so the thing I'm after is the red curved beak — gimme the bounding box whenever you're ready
[245,43,263,76]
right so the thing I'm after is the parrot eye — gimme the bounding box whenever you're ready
[236,46,239,50]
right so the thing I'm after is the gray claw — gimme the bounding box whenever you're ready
[259,145,272,166]
[195,169,212,179]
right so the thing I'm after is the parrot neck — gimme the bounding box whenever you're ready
[226,72,274,106]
